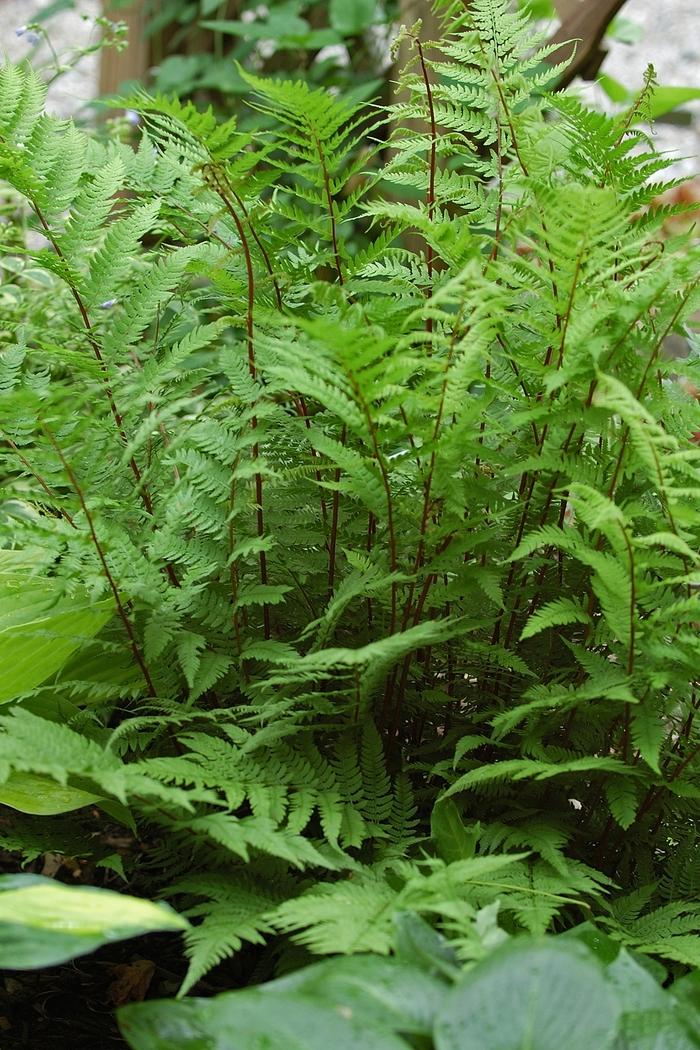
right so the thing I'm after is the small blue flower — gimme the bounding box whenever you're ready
[124,109,141,127]
[99,299,118,310]
[18,28,41,45]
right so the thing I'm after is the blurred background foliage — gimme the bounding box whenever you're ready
[32,0,686,110]
[24,0,699,145]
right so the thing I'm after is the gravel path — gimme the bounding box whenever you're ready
[0,0,697,174]
[3,0,100,118]
[580,0,699,177]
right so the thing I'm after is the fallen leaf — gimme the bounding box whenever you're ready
[108,958,156,1007]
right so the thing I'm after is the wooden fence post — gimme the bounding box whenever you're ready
[546,0,630,86]
[99,1,150,96]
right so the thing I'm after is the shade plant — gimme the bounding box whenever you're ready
[118,927,700,1050]
[0,0,699,1042]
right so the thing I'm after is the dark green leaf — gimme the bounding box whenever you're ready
[120,990,412,1050]
[0,771,103,815]
[431,798,478,863]
[606,949,668,1012]
[614,1011,700,1050]
[393,912,461,977]
[562,923,621,964]
[263,954,448,1035]
[434,939,620,1050]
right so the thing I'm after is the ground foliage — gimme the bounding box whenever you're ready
[1,0,700,1043]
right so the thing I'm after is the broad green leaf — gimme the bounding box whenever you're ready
[619,83,700,127]
[0,771,102,814]
[562,922,620,964]
[518,0,554,15]
[201,7,313,43]
[0,875,188,970]
[330,0,376,36]
[0,599,114,702]
[431,798,478,863]
[614,1010,700,1050]
[0,569,113,703]
[671,971,700,1045]
[393,912,461,978]
[263,954,447,1035]
[120,990,411,1050]
[606,948,668,1012]
[673,969,700,1010]
[0,577,62,629]
[33,0,76,19]
[434,939,620,1050]
[607,16,644,44]
[599,74,632,104]
[648,87,700,120]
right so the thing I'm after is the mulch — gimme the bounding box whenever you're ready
[0,932,187,1049]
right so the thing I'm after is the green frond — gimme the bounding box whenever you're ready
[271,876,397,955]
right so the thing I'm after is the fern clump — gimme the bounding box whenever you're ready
[0,0,699,1002]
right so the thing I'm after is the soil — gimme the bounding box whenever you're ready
[0,936,166,1049]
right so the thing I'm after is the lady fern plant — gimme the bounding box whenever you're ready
[0,0,699,996]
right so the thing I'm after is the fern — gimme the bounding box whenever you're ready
[164,871,288,996]
[0,0,699,996]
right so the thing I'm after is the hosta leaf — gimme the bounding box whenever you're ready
[0,875,188,970]
[264,954,448,1035]
[0,771,102,815]
[614,1010,700,1050]
[393,912,461,977]
[0,570,113,703]
[434,939,619,1050]
[120,990,410,1050]
[605,948,667,1012]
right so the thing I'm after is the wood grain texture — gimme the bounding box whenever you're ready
[545,0,631,86]
[99,1,149,95]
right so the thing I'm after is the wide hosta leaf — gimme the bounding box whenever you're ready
[434,939,620,1050]
[0,875,188,970]
[0,565,114,703]
[263,954,448,1035]
[0,771,103,814]
[393,912,461,977]
[605,948,668,1012]
[614,1011,700,1050]
[119,990,411,1050]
